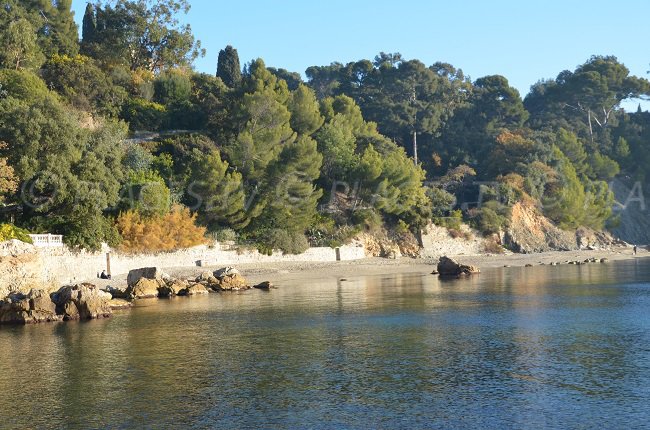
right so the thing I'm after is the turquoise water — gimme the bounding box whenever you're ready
[1,259,650,429]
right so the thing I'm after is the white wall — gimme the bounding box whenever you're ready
[37,243,367,285]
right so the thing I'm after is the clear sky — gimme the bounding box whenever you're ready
[70,0,649,100]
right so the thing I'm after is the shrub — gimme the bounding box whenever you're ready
[434,209,463,230]
[351,208,382,232]
[210,228,238,243]
[469,202,511,236]
[483,238,505,254]
[0,223,32,243]
[122,98,167,131]
[256,229,309,255]
[116,205,206,253]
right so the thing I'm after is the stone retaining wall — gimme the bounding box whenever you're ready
[34,242,367,285]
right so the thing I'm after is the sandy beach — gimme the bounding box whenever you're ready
[92,246,648,288]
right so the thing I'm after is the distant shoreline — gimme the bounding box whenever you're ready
[90,246,646,289]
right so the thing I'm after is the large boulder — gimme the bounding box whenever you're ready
[437,256,480,277]
[179,284,210,296]
[127,267,167,287]
[213,273,249,291]
[52,284,113,320]
[213,267,240,279]
[0,289,61,324]
[126,278,160,299]
[102,285,128,299]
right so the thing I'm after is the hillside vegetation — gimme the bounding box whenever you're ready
[0,1,649,252]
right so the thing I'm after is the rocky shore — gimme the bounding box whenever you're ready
[0,266,270,325]
[1,245,645,325]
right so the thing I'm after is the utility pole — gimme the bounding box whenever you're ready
[411,87,418,165]
[413,130,418,165]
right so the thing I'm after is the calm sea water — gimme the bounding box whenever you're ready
[2,259,650,429]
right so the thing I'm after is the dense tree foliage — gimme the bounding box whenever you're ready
[0,2,648,252]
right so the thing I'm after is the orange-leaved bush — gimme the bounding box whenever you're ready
[116,205,207,253]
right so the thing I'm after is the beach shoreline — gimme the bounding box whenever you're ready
[91,246,648,288]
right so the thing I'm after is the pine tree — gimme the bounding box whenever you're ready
[189,149,250,230]
[216,45,241,88]
[257,135,324,234]
[289,84,324,136]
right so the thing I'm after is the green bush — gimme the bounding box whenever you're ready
[351,208,382,231]
[122,98,167,131]
[0,223,32,243]
[211,228,238,242]
[470,202,511,235]
[256,229,309,255]
[433,209,463,230]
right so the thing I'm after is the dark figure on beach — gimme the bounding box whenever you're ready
[100,270,111,280]
[633,245,638,255]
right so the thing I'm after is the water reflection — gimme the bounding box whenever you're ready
[1,260,650,428]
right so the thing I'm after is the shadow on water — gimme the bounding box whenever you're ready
[1,259,650,429]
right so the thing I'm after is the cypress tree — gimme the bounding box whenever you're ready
[216,45,242,88]
[81,3,97,46]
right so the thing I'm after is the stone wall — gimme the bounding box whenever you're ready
[1,241,367,291]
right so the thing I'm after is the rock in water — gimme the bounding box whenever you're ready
[126,278,160,299]
[253,281,273,290]
[179,284,210,296]
[437,256,480,277]
[213,273,249,291]
[0,289,61,324]
[52,284,112,320]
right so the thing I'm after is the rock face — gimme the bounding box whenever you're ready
[127,267,166,287]
[504,203,576,253]
[52,284,113,320]
[126,278,160,299]
[437,256,480,277]
[0,289,61,324]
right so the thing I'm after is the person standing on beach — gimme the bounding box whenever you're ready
[633,245,638,255]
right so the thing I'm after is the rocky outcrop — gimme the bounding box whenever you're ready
[126,278,160,299]
[158,279,189,298]
[212,273,249,291]
[0,289,61,324]
[127,267,167,287]
[179,284,209,296]
[52,284,113,320]
[504,203,623,253]
[436,256,480,277]
[504,203,576,253]
[211,268,250,291]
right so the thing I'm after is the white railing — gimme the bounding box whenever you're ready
[29,234,64,248]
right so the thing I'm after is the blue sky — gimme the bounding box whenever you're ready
[70,0,649,101]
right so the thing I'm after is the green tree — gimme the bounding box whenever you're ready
[42,54,127,117]
[188,149,248,229]
[216,45,241,87]
[0,18,44,70]
[289,84,324,136]
[87,0,204,72]
[81,3,98,49]
[0,92,127,249]
[224,59,295,183]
